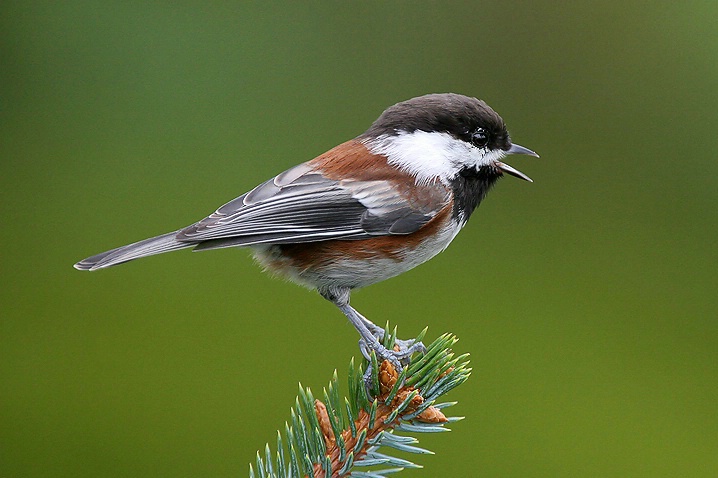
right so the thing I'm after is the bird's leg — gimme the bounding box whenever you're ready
[356,312,386,338]
[320,286,425,394]
[337,302,402,371]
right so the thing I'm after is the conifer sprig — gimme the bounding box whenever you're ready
[249,327,471,478]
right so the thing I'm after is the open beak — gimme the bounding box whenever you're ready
[497,143,539,182]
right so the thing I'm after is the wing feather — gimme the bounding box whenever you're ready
[175,161,451,247]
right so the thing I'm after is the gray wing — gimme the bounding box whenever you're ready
[178,162,451,250]
[74,162,450,270]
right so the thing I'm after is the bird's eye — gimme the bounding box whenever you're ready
[471,128,489,148]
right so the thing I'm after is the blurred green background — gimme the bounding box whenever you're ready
[2,1,716,477]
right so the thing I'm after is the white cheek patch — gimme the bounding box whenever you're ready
[479,149,508,168]
[365,131,459,185]
[365,131,504,185]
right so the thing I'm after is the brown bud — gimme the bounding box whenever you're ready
[416,406,448,423]
[393,388,424,413]
[314,400,334,443]
[379,360,398,395]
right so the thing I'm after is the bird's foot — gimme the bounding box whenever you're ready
[357,317,427,365]
[394,337,427,360]
[328,297,426,397]
[359,336,426,396]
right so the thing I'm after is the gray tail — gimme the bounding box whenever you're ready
[74,231,194,271]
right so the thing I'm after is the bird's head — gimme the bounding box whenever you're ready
[362,93,538,185]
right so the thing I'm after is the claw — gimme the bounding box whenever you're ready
[394,341,426,364]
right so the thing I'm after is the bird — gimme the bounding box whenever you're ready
[74,93,538,374]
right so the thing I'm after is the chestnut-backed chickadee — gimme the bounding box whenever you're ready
[75,93,538,371]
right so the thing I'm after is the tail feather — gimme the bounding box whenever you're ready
[74,231,194,271]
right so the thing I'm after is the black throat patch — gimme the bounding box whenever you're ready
[450,167,502,223]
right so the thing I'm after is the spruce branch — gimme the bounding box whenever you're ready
[249,326,471,478]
